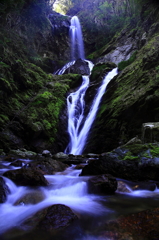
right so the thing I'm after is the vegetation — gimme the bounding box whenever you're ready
[118,51,137,71]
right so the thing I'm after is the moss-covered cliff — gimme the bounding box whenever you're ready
[0,0,82,153]
[84,0,159,153]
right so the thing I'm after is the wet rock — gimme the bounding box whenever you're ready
[96,42,136,65]
[10,160,25,167]
[8,149,37,160]
[29,158,68,175]
[3,168,48,187]
[4,155,17,162]
[85,153,100,159]
[53,152,68,159]
[74,164,85,170]
[37,204,78,232]
[42,150,52,157]
[81,142,159,182]
[14,190,45,205]
[64,59,90,75]
[131,181,157,191]
[81,152,139,180]
[0,176,10,203]
[87,174,117,194]
[117,181,131,193]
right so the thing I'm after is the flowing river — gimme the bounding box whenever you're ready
[1,158,159,240]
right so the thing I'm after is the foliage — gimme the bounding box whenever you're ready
[53,0,72,14]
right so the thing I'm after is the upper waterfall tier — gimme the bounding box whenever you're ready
[70,16,85,60]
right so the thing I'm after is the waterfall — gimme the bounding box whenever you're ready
[65,68,118,155]
[56,16,118,155]
[70,16,85,60]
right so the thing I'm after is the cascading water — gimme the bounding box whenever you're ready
[70,16,85,60]
[65,67,118,155]
[63,16,118,154]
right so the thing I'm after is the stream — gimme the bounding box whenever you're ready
[1,158,159,240]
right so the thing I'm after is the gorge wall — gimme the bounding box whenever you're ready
[0,0,81,153]
[1,0,159,154]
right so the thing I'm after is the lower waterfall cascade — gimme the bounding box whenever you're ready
[65,66,118,155]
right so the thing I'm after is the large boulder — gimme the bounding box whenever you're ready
[8,149,37,160]
[81,143,159,182]
[88,174,117,194]
[29,158,68,175]
[37,204,78,232]
[0,177,10,203]
[64,59,90,75]
[53,152,68,159]
[3,168,48,187]
[80,153,140,181]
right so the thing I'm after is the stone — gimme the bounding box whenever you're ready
[42,150,52,157]
[10,160,24,167]
[53,152,68,159]
[96,43,135,65]
[117,181,131,193]
[29,158,68,175]
[37,204,78,232]
[3,168,48,187]
[8,149,37,159]
[14,190,45,206]
[87,174,117,194]
[64,59,90,75]
[0,176,10,203]
[85,153,100,158]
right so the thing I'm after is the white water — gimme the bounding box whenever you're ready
[1,160,159,239]
[57,16,118,154]
[0,165,107,234]
[65,67,118,155]
[70,16,85,60]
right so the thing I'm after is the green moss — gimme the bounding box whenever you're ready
[118,51,137,71]
[123,152,140,161]
[125,144,149,155]
[0,114,9,125]
[150,145,159,157]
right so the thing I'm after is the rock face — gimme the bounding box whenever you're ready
[0,177,10,203]
[67,0,143,54]
[85,23,159,153]
[96,34,137,65]
[3,168,48,186]
[0,0,79,153]
[87,174,117,194]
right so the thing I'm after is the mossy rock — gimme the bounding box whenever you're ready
[91,62,117,82]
